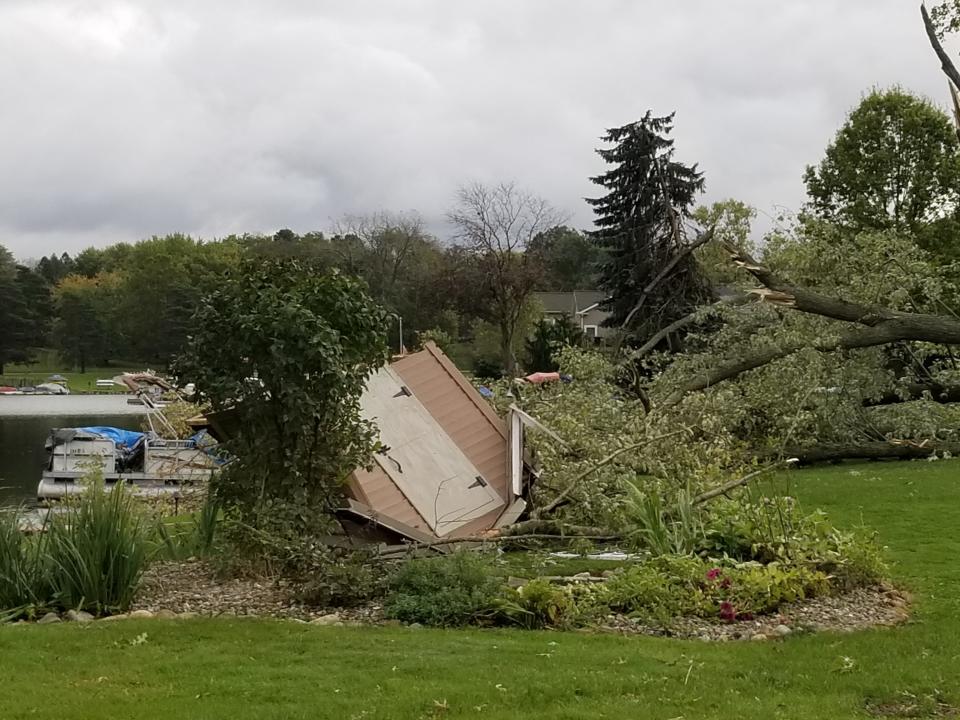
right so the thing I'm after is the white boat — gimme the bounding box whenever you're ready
[37,425,219,500]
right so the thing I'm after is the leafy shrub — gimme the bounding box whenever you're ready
[47,476,150,614]
[174,258,389,540]
[384,552,501,626]
[709,563,831,618]
[495,579,607,629]
[813,524,888,591]
[603,555,712,620]
[701,500,887,588]
[603,555,831,622]
[298,550,387,608]
[213,522,388,608]
[495,579,578,629]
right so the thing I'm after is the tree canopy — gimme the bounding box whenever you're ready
[528,226,604,291]
[448,181,565,375]
[803,87,960,258]
[175,258,388,536]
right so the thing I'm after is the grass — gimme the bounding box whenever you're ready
[2,460,960,719]
[0,350,146,393]
[0,367,138,394]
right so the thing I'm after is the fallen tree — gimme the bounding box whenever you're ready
[777,440,960,465]
[677,244,960,396]
[864,381,960,406]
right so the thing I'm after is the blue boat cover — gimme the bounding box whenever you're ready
[75,426,146,450]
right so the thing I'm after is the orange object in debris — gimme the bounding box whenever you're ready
[523,372,561,384]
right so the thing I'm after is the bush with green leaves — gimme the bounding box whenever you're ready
[603,555,831,622]
[701,499,887,589]
[174,258,388,540]
[602,555,713,621]
[384,552,501,626]
[494,579,603,630]
[298,549,388,608]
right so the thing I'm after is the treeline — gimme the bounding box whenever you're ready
[0,214,603,375]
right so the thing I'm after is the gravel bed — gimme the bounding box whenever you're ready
[601,583,912,641]
[131,560,383,624]
[130,560,911,639]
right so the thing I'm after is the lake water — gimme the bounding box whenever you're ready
[0,395,146,506]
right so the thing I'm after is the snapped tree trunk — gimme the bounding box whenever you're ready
[501,322,517,376]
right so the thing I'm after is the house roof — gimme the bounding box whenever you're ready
[533,291,606,315]
[345,342,515,541]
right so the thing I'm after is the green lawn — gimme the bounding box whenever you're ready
[1,367,137,394]
[0,350,151,393]
[2,461,960,719]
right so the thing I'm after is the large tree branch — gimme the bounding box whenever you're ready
[864,381,960,406]
[531,429,688,519]
[728,245,960,342]
[676,246,960,394]
[691,460,797,506]
[630,292,750,360]
[779,439,960,465]
[618,228,715,333]
[679,325,908,394]
[727,244,899,325]
[922,4,960,93]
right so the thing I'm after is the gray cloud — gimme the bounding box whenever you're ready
[0,0,952,258]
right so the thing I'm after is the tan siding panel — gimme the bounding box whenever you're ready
[347,343,514,542]
[449,507,504,538]
[394,346,510,509]
[349,466,431,532]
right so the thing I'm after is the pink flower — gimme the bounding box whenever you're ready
[706,568,723,580]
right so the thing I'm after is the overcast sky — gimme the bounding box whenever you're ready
[0,0,953,259]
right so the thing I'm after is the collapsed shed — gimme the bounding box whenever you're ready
[340,342,529,545]
[197,342,534,546]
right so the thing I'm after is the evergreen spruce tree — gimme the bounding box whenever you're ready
[588,112,710,340]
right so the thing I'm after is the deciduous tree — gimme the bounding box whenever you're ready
[175,258,388,536]
[528,226,604,291]
[448,181,565,375]
[803,87,960,258]
[53,274,118,373]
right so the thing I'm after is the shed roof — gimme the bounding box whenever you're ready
[345,342,515,541]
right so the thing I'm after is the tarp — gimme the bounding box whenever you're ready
[75,426,147,450]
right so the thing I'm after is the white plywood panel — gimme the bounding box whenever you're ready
[361,368,504,536]
[510,411,523,498]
